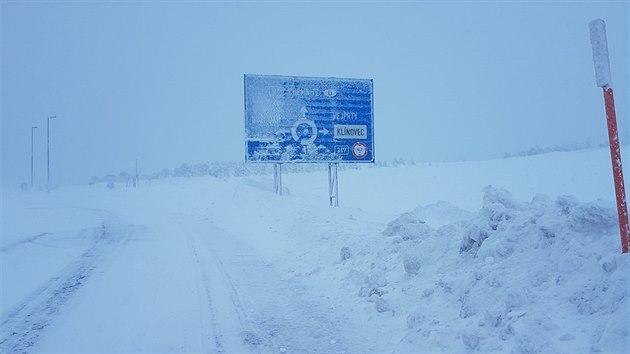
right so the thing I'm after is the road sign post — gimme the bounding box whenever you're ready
[328,163,339,207]
[589,19,629,253]
[274,163,283,195]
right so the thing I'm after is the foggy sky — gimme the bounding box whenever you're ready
[1,1,628,187]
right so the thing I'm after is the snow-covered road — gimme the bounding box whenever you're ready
[1,221,130,352]
[179,215,349,353]
[1,201,357,353]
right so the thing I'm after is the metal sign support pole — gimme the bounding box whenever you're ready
[279,163,283,196]
[274,163,283,195]
[334,163,339,207]
[328,163,339,207]
[328,163,332,206]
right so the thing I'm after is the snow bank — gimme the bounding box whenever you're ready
[3,147,628,353]
[357,186,628,353]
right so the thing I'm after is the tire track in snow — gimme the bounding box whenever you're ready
[188,238,226,353]
[0,221,132,354]
[181,220,262,353]
[180,216,348,354]
[211,249,266,351]
[1,232,51,252]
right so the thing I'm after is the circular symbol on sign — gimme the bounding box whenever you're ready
[352,142,368,159]
[291,119,318,145]
[324,88,337,98]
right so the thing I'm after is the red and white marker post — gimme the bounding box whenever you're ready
[589,19,630,253]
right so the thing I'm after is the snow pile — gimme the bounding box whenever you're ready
[357,186,628,353]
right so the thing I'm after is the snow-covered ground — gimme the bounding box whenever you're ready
[1,147,628,353]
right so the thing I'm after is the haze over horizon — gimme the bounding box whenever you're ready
[1,1,628,187]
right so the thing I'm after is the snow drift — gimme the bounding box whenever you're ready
[359,186,628,353]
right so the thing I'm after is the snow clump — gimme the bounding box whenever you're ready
[360,186,628,353]
[383,212,433,241]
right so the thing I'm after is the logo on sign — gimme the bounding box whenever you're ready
[352,142,368,159]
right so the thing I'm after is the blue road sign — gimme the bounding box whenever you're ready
[244,74,374,163]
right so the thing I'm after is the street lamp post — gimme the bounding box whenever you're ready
[31,126,38,188]
[47,115,56,188]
